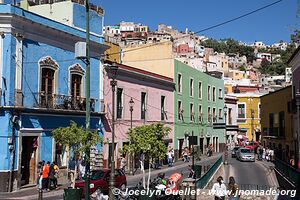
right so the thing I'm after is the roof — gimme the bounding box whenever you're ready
[288,46,300,65]
[230,92,267,98]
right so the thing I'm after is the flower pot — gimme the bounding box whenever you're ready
[63,188,82,200]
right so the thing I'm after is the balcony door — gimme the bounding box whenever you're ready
[41,68,55,107]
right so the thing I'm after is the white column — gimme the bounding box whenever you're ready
[15,37,22,91]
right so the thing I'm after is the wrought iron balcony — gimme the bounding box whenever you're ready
[33,93,96,112]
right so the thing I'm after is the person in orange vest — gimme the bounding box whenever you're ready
[42,161,50,191]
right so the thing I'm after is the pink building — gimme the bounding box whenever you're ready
[102,62,175,168]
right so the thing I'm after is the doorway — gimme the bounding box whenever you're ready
[21,136,38,186]
[178,139,184,159]
[199,138,204,155]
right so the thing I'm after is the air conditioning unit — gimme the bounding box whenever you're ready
[75,42,86,59]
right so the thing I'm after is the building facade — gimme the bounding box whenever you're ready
[174,60,225,159]
[261,86,293,162]
[232,92,265,142]
[0,3,107,191]
[225,95,239,148]
[102,62,175,168]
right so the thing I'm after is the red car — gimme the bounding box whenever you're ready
[75,169,127,196]
[245,141,259,152]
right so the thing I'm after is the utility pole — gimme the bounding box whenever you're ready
[84,0,91,199]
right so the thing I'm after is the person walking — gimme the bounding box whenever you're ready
[120,155,127,173]
[211,176,227,200]
[228,176,239,200]
[53,161,59,189]
[48,163,56,190]
[167,148,174,167]
[42,161,50,191]
[37,160,44,189]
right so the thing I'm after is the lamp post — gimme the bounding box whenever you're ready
[224,105,228,165]
[295,91,300,169]
[251,109,255,148]
[129,97,134,175]
[106,62,118,199]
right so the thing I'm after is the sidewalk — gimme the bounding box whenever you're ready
[0,153,222,200]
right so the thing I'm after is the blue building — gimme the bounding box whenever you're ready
[0,2,107,191]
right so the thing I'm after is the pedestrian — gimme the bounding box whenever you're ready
[42,161,50,191]
[53,161,59,189]
[228,176,239,200]
[37,160,44,189]
[48,163,56,190]
[262,147,266,160]
[266,148,270,161]
[211,176,227,200]
[79,159,86,179]
[120,155,127,173]
[183,147,190,162]
[167,148,174,167]
[269,149,274,162]
[68,157,77,188]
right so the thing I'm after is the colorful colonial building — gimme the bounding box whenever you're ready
[0,2,107,191]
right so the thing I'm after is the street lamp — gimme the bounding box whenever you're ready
[105,62,118,199]
[223,105,228,165]
[295,90,300,169]
[128,97,134,175]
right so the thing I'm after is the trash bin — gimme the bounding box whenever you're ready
[181,178,197,200]
[63,188,82,200]
[192,165,202,178]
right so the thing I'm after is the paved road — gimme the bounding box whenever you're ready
[223,156,271,190]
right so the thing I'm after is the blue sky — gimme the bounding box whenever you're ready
[4,0,299,44]
[94,0,299,45]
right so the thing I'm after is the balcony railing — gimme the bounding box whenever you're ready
[33,93,96,112]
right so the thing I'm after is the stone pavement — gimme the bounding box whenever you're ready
[0,153,222,200]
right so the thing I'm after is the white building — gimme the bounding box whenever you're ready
[285,67,292,83]
[251,41,267,49]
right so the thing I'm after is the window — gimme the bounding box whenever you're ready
[190,103,194,121]
[208,85,211,101]
[208,107,211,122]
[279,111,285,137]
[238,104,246,118]
[213,107,216,122]
[161,96,166,120]
[141,92,147,120]
[198,82,202,99]
[228,108,232,125]
[269,113,274,136]
[117,88,123,119]
[39,56,58,107]
[198,105,203,122]
[178,100,183,120]
[190,78,194,97]
[219,108,222,119]
[71,74,82,97]
[55,143,67,167]
[69,63,85,98]
[213,87,216,102]
[178,74,182,93]
[219,88,223,99]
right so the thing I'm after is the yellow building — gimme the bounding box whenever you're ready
[260,86,293,162]
[228,70,246,81]
[122,42,174,78]
[232,92,266,141]
[104,40,121,63]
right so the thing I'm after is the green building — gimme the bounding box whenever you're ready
[174,60,225,159]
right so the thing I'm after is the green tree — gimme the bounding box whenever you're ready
[122,123,171,188]
[52,121,103,188]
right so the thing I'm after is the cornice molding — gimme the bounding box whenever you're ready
[0,13,109,57]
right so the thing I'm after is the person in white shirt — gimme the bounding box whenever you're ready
[167,148,174,167]
[211,176,227,200]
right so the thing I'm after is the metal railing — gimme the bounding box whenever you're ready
[196,156,222,189]
[275,158,300,187]
[33,92,96,112]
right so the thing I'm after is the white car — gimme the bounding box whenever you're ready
[236,148,255,162]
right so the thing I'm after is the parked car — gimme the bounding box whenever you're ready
[75,169,127,196]
[236,148,255,162]
[231,147,240,158]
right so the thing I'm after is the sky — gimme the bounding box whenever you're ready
[4,0,299,44]
[94,0,299,45]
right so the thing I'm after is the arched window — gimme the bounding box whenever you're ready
[69,63,85,98]
[39,56,58,107]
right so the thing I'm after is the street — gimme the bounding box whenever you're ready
[223,156,270,189]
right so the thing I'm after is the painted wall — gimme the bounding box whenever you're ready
[102,65,174,167]
[174,60,225,158]
[122,42,174,78]
[261,86,293,161]
[233,94,262,141]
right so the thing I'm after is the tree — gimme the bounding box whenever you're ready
[52,121,103,188]
[122,123,171,188]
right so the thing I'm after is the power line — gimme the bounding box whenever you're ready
[104,0,283,57]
